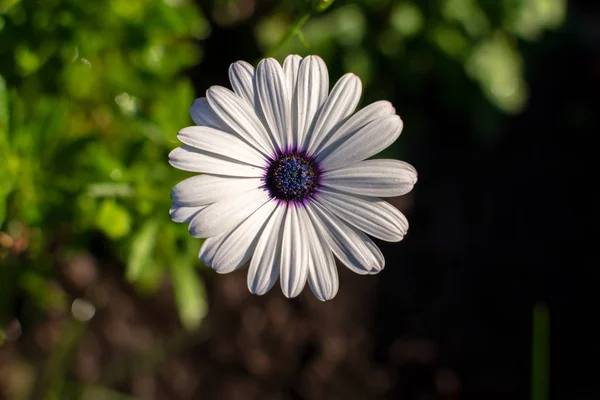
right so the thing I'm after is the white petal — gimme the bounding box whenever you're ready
[190,97,230,132]
[229,61,255,107]
[279,205,309,298]
[305,73,362,155]
[296,55,329,149]
[314,100,395,159]
[178,126,267,167]
[169,204,205,223]
[248,204,287,295]
[188,188,270,238]
[299,206,339,301]
[320,114,403,171]
[355,230,385,274]
[283,54,302,99]
[171,175,262,206]
[317,189,408,242]
[323,159,417,197]
[305,201,383,274]
[283,55,302,146]
[211,200,278,274]
[199,234,222,267]
[255,58,291,152]
[168,146,264,177]
[365,239,385,275]
[206,86,275,156]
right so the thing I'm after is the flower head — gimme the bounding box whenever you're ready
[169,55,417,301]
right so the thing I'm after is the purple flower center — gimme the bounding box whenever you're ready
[265,152,321,202]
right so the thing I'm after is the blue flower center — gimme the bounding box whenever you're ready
[265,152,320,202]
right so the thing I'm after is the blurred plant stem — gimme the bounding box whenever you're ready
[531,303,549,400]
[265,12,311,58]
[32,318,87,400]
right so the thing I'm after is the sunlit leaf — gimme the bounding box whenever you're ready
[442,0,490,38]
[126,219,159,282]
[390,3,423,38]
[508,0,566,40]
[171,258,208,331]
[95,200,132,239]
[466,33,527,113]
[310,0,336,13]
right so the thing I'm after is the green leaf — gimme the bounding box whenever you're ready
[171,258,207,331]
[0,196,6,229]
[0,75,9,228]
[466,33,527,113]
[0,74,7,135]
[126,219,159,282]
[311,0,335,13]
[132,258,163,294]
[95,200,132,239]
[150,79,195,142]
[20,272,68,311]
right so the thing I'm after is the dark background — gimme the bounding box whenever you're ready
[1,0,597,399]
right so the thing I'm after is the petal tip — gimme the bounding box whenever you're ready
[248,283,268,296]
[167,147,183,165]
[206,85,226,97]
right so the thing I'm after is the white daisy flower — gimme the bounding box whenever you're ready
[169,55,417,301]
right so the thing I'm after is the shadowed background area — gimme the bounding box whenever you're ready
[0,0,596,399]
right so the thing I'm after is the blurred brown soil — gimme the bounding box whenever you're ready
[0,249,451,400]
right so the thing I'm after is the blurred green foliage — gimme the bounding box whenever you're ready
[0,0,568,340]
[0,0,567,398]
[258,0,565,113]
[0,0,209,333]
[0,0,568,333]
